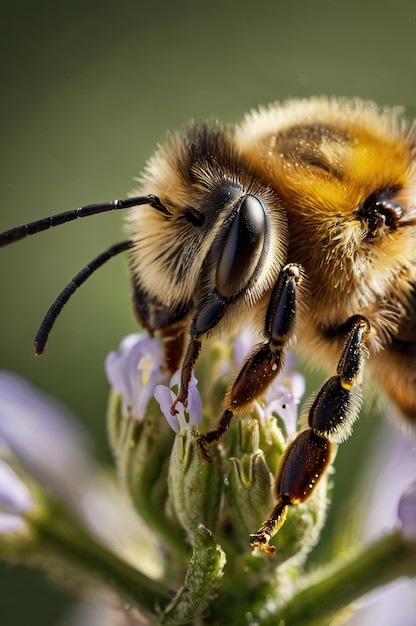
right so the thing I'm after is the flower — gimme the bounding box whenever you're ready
[398,481,416,542]
[105,333,168,420]
[354,416,416,542]
[264,352,306,439]
[0,459,34,534]
[341,416,416,626]
[0,370,92,508]
[154,370,203,433]
[233,327,256,366]
[0,514,27,534]
[0,370,163,577]
[0,459,34,515]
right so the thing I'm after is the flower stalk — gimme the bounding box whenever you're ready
[262,530,416,626]
[24,499,172,618]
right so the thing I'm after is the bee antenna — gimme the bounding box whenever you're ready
[0,194,168,247]
[34,239,134,355]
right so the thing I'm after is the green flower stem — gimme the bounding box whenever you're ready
[263,530,416,626]
[29,504,171,619]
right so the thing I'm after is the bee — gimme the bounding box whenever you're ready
[1,97,415,554]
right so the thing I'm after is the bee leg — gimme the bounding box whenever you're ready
[170,338,202,415]
[197,264,302,462]
[170,293,229,415]
[159,324,189,375]
[250,315,371,554]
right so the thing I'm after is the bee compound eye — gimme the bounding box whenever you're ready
[215,195,266,298]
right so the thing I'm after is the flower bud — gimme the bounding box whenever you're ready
[168,429,223,541]
[255,413,287,477]
[227,451,274,545]
[226,414,329,561]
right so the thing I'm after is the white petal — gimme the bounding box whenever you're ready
[0,459,34,514]
[0,513,28,534]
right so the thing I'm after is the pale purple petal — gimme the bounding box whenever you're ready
[105,333,168,420]
[169,370,181,389]
[154,384,179,432]
[398,481,416,542]
[173,407,190,432]
[265,361,305,438]
[290,372,306,399]
[0,371,93,507]
[187,377,203,427]
[339,417,416,625]
[0,459,34,514]
[358,418,416,541]
[104,334,141,400]
[266,398,298,439]
[233,329,257,364]
[0,513,28,534]
[155,371,203,433]
[346,579,416,626]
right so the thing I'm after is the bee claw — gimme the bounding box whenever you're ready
[196,437,213,463]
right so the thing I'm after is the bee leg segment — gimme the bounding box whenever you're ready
[170,294,228,414]
[308,315,371,442]
[197,264,302,462]
[170,338,202,415]
[250,430,332,554]
[250,315,371,554]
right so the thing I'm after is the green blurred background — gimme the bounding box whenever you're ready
[0,0,414,623]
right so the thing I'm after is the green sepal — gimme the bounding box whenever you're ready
[168,429,223,540]
[255,412,287,476]
[106,389,125,456]
[107,391,187,559]
[226,451,274,546]
[227,419,329,561]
